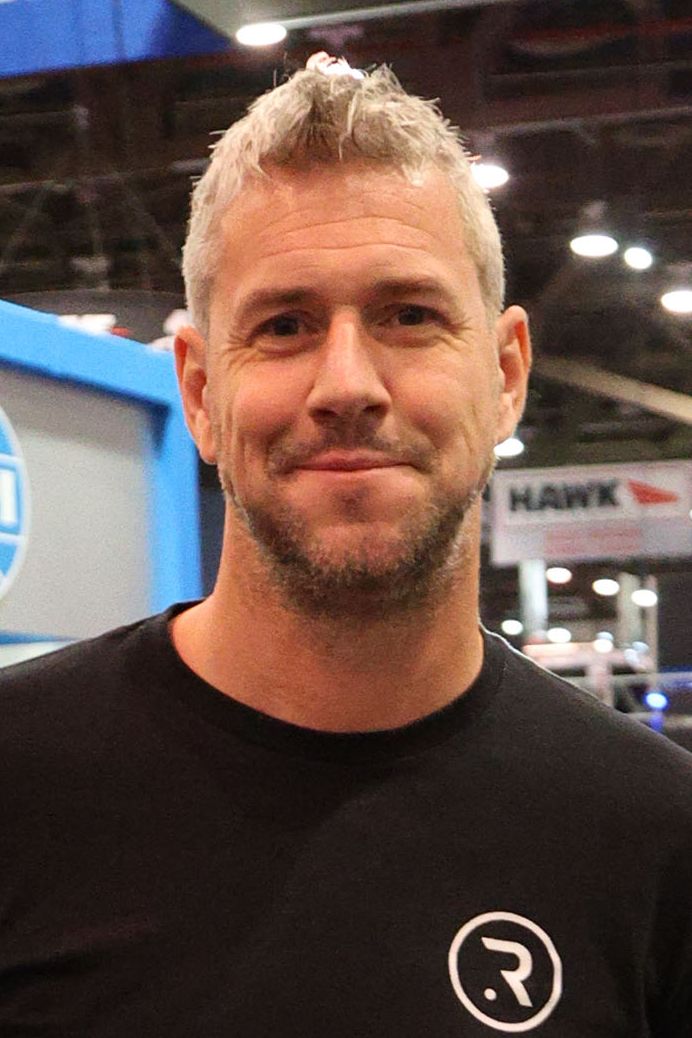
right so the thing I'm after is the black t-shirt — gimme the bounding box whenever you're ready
[1,602,691,1036]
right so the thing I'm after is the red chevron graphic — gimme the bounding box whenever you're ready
[628,479,679,505]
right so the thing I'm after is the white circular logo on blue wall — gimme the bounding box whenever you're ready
[0,404,30,602]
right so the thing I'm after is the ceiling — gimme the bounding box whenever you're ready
[0,0,690,647]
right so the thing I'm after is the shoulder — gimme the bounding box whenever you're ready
[487,630,692,802]
[0,613,165,761]
[0,615,146,696]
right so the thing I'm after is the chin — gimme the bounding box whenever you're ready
[236,487,478,620]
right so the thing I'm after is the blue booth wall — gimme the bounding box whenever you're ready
[0,299,201,637]
[1,0,228,78]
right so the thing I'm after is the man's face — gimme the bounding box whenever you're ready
[178,163,529,617]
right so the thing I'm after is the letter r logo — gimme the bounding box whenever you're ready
[481,937,533,1007]
[448,911,562,1031]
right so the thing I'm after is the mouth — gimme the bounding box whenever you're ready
[297,452,408,472]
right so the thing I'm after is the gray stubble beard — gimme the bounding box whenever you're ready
[218,459,494,623]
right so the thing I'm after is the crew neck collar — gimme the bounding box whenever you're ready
[132,601,507,766]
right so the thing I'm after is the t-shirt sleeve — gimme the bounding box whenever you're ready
[651,786,692,1036]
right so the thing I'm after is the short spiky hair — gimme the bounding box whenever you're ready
[182,64,504,334]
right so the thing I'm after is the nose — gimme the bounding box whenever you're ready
[306,311,391,424]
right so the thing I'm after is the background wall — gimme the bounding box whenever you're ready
[0,364,152,638]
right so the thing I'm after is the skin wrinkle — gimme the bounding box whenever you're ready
[221,281,475,347]
[230,276,466,331]
[218,240,447,268]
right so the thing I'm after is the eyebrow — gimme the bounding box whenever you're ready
[233,276,461,325]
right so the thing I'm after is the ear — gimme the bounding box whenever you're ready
[174,326,217,465]
[494,305,532,445]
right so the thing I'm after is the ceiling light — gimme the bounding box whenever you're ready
[624,246,653,270]
[631,588,658,608]
[547,627,572,644]
[494,436,524,459]
[546,566,572,585]
[645,690,668,711]
[660,289,692,314]
[592,578,620,596]
[501,619,524,636]
[471,162,509,190]
[235,22,287,46]
[570,234,618,258]
[593,637,614,654]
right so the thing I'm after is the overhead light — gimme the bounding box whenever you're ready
[631,588,658,608]
[501,619,524,637]
[546,566,572,585]
[594,631,614,653]
[632,640,649,653]
[592,578,620,596]
[494,436,524,459]
[624,246,653,270]
[59,313,116,335]
[660,289,692,314]
[471,162,509,190]
[235,22,287,46]
[570,234,618,258]
[645,690,668,711]
[547,627,572,644]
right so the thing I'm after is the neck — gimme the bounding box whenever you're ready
[170,509,485,732]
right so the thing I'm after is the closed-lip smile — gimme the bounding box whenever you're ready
[298,452,405,472]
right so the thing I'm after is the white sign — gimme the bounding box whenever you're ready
[491,461,692,565]
[0,404,30,601]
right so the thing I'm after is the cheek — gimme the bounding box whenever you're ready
[403,363,498,452]
[220,372,304,469]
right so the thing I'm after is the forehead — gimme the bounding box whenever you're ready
[210,163,483,319]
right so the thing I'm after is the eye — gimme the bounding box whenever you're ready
[393,305,437,327]
[263,313,303,337]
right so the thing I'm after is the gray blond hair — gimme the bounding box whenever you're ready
[182,64,504,333]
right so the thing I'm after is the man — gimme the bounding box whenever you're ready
[1,56,690,1036]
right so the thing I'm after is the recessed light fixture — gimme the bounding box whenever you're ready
[631,588,658,608]
[546,566,572,585]
[623,246,653,270]
[471,162,509,190]
[501,619,524,636]
[235,22,287,46]
[494,436,524,459]
[593,631,614,654]
[570,234,618,258]
[645,690,668,711]
[547,627,572,644]
[592,578,620,597]
[660,289,692,314]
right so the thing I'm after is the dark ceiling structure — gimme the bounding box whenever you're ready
[0,0,690,639]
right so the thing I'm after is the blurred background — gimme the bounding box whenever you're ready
[0,0,690,745]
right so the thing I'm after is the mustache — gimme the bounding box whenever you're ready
[267,431,435,475]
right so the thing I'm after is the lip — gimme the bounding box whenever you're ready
[297,452,406,472]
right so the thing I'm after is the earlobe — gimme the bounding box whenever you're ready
[174,326,217,464]
[495,305,532,445]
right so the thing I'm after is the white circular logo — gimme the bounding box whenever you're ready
[448,911,562,1032]
[0,404,30,602]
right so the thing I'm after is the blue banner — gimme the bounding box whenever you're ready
[1,0,229,78]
